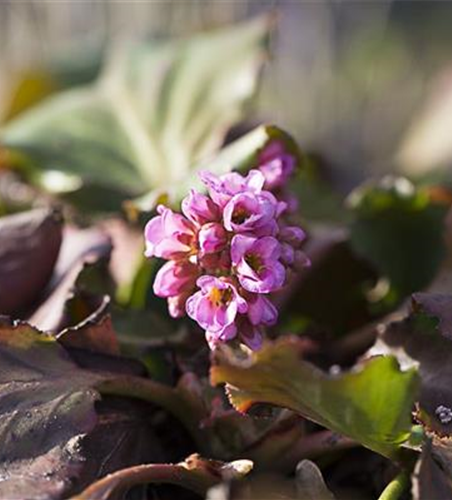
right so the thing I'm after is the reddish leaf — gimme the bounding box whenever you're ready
[72,454,253,500]
[0,318,102,498]
[29,225,112,332]
[58,295,119,356]
[0,208,62,315]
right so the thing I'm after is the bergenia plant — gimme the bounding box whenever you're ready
[144,142,310,350]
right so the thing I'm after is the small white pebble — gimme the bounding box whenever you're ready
[329,365,341,376]
[435,405,452,424]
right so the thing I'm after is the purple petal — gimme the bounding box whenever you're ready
[144,215,164,257]
[280,226,306,246]
[280,243,295,265]
[244,169,265,192]
[248,295,278,326]
[153,261,197,298]
[231,235,256,265]
[198,223,227,254]
[182,189,219,225]
[239,319,263,351]
[252,236,281,261]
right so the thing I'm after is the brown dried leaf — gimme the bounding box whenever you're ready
[0,208,62,315]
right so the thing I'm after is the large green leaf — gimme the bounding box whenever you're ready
[348,176,450,300]
[1,17,272,212]
[211,337,419,460]
[169,123,302,203]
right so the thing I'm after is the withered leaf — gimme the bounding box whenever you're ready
[29,225,112,333]
[0,208,62,316]
[0,317,103,499]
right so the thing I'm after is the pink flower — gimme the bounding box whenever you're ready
[280,226,309,266]
[247,294,278,326]
[168,292,193,318]
[280,226,306,246]
[145,159,307,350]
[259,141,295,190]
[280,243,295,265]
[145,205,196,260]
[231,235,285,293]
[186,276,247,340]
[205,324,238,350]
[294,250,311,270]
[236,316,263,351]
[200,169,265,207]
[223,191,278,234]
[153,260,198,298]
[199,250,231,273]
[182,190,219,225]
[198,223,227,255]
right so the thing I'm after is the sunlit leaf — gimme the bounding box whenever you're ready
[167,123,302,206]
[1,17,272,213]
[211,337,419,460]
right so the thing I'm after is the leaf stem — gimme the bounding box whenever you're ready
[97,374,208,453]
[73,463,207,499]
[71,454,252,499]
[377,471,409,500]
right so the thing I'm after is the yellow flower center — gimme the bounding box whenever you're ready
[209,287,232,307]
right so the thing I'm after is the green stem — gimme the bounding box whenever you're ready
[378,471,409,500]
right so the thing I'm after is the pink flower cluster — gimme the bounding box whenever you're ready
[144,142,309,350]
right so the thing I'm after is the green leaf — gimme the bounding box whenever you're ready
[167,123,303,206]
[211,337,419,460]
[1,17,272,212]
[348,176,450,299]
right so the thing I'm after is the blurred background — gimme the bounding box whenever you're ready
[1,0,452,193]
